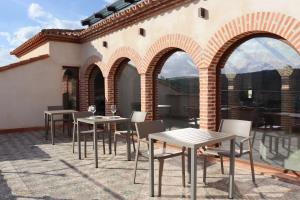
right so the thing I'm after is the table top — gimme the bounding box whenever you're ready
[44,110,77,115]
[77,116,130,124]
[264,112,300,118]
[149,128,235,149]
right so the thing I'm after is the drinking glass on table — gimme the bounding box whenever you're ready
[89,105,96,116]
[111,105,117,117]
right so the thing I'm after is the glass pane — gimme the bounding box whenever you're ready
[220,37,300,170]
[157,51,199,129]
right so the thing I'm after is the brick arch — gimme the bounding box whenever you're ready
[79,55,104,111]
[200,12,300,130]
[142,34,202,74]
[203,12,300,68]
[105,47,143,77]
[140,34,202,120]
[104,47,143,115]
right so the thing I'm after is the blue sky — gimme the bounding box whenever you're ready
[0,0,115,66]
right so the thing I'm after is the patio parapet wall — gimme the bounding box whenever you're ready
[79,12,300,132]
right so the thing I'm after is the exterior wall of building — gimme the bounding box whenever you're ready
[49,42,82,67]
[19,43,50,61]
[79,0,300,130]
[0,58,63,130]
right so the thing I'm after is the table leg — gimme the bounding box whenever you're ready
[149,138,154,197]
[78,122,81,160]
[108,123,112,154]
[191,148,197,200]
[50,115,54,145]
[94,123,98,168]
[127,122,131,161]
[44,113,48,140]
[229,138,235,199]
[188,148,191,184]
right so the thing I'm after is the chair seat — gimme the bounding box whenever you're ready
[80,129,105,134]
[203,148,249,158]
[154,148,183,159]
[115,130,136,135]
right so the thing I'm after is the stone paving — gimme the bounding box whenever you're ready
[1,130,300,200]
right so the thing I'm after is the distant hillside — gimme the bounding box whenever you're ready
[158,76,199,94]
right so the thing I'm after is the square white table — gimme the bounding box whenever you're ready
[77,116,130,168]
[148,128,236,199]
[44,110,77,145]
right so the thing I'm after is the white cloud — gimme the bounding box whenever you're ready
[0,46,17,66]
[28,3,81,29]
[104,0,118,4]
[0,3,82,66]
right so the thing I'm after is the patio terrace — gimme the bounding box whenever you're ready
[1,130,300,200]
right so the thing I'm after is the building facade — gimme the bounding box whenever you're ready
[1,0,300,170]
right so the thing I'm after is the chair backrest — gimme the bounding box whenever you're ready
[131,111,147,123]
[73,111,93,122]
[135,120,165,139]
[48,106,64,111]
[219,119,252,138]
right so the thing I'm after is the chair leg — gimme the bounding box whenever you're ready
[131,134,136,152]
[102,133,106,154]
[133,141,140,184]
[181,152,185,187]
[63,121,65,134]
[249,141,256,183]
[220,155,224,174]
[114,133,117,156]
[203,156,207,184]
[72,123,76,154]
[158,159,164,197]
[84,135,87,158]
[252,130,256,148]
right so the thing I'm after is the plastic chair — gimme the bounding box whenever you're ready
[202,119,255,183]
[47,106,70,136]
[113,111,147,155]
[72,111,106,156]
[134,120,185,197]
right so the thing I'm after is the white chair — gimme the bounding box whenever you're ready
[134,120,185,197]
[72,112,106,157]
[202,119,255,183]
[113,111,147,155]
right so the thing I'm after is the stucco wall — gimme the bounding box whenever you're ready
[50,42,81,67]
[0,58,63,129]
[20,43,50,61]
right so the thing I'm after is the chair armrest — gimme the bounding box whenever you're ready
[239,136,252,155]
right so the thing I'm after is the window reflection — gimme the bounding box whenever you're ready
[220,37,300,170]
[157,51,199,129]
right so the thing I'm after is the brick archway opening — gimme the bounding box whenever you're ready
[213,32,291,126]
[144,48,200,124]
[88,65,105,115]
[80,64,105,114]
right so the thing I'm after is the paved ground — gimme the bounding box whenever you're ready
[1,130,300,200]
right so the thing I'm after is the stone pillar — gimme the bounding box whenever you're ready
[278,66,295,130]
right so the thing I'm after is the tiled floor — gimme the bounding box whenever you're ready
[1,130,300,200]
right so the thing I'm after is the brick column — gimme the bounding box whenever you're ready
[140,73,154,120]
[278,67,295,130]
[104,76,116,116]
[199,67,217,130]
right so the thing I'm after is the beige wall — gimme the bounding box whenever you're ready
[0,58,63,129]
[20,43,50,61]
[50,42,82,67]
